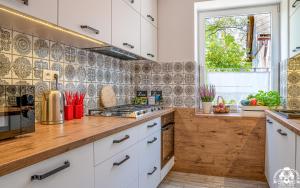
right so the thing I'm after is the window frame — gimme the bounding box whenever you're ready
[196,5,280,94]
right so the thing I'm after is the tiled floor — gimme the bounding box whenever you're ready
[158,171,269,188]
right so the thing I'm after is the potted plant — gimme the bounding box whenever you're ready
[199,84,216,114]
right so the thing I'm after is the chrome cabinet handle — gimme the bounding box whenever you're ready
[123,42,134,49]
[80,25,99,34]
[277,129,288,136]
[292,0,300,7]
[147,137,157,144]
[293,47,300,52]
[20,0,28,5]
[113,155,130,166]
[113,135,130,144]
[147,15,155,22]
[31,161,70,181]
[147,122,157,128]
[147,167,157,175]
[147,53,155,58]
[267,119,273,124]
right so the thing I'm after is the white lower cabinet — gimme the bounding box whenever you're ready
[139,131,161,188]
[0,144,94,188]
[95,143,139,188]
[265,116,296,188]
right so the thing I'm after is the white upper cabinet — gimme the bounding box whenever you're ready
[141,0,157,27]
[0,0,57,24]
[290,6,300,57]
[58,0,111,44]
[112,0,141,55]
[141,17,157,61]
[122,0,141,13]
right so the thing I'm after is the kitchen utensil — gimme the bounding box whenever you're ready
[100,86,117,108]
[41,74,64,125]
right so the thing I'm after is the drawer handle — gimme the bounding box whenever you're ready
[31,161,70,181]
[147,122,158,128]
[293,47,300,52]
[147,53,155,58]
[80,25,99,34]
[123,42,134,49]
[292,0,300,7]
[113,135,130,144]
[147,166,157,175]
[113,155,130,166]
[277,129,288,136]
[147,15,155,22]
[147,137,157,144]
[130,0,134,4]
[266,119,273,124]
[20,0,29,5]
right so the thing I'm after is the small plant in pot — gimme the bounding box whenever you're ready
[199,84,216,114]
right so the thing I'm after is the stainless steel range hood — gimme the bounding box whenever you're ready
[0,5,145,61]
[85,46,144,60]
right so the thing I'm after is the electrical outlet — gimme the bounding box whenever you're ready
[43,70,59,81]
[43,70,52,81]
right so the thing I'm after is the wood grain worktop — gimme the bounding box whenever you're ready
[0,108,174,177]
[265,110,300,135]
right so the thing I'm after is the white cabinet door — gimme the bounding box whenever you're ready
[290,0,300,16]
[266,117,296,188]
[141,17,157,61]
[296,135,300,188]
[0,144,94,188]
[112,0,141,55]
[95,144,139,188]
[290,7,300,57]
[122,0,141,13]
[139,131,161,188]
[141,0,157,27]
[58,0,111,44]
[0,0,57,24]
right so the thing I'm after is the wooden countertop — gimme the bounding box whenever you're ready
[265,110,300,135]
[0,108,174,176]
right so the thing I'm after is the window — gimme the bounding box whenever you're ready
[197,5,280,105]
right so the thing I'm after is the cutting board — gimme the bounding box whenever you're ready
[100,85,117,108]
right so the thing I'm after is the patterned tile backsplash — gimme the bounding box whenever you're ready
[280,54,300,109]
[0,27,196,122]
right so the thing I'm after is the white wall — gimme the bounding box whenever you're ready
[157,0,196,62]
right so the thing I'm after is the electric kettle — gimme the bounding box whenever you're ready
[41,74,64,125]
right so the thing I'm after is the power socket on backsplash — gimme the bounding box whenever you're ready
[43,70,59,81]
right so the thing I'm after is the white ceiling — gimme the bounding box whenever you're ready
[195,0,281,11]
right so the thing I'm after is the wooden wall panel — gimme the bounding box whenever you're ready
[173,108,266,181]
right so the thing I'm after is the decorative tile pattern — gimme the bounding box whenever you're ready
[0,26,198,121]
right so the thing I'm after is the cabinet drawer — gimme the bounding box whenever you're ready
[94,126,139,165]
[0,144,94,188]
[95,144,139,188]
[289,8,300,57]
[0,0,57,24]
[138,118,161,140]
[139,131,161,188]
[112,0,141,55]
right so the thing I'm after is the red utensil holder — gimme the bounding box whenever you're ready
[74,105,83,119]
[64,105,74,120]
